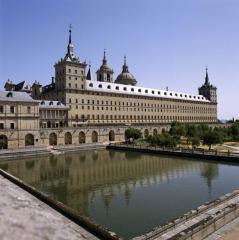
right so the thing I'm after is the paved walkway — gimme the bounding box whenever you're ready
[206,217,239,240]
[0,175,99,240]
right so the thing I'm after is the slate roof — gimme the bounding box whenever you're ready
[39,100,69,109]
[0,91,38,103]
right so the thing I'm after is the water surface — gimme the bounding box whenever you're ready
[1,149,239,239]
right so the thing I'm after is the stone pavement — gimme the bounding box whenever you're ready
[0,175,99,240]
[206,217,239,240]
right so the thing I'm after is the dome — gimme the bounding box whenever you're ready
[115,57,137,86]
[97,50,113,73]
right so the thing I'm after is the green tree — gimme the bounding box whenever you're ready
[191,136,200,148]
[147,133,179,148]
[125,128,142,141]
[185,124,198,138]
[230,123,239,141]
[203,130,224,150]
[169,121,185,137]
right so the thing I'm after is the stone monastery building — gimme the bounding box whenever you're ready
[0,28,218,149]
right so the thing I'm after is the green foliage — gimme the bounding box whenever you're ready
[203,129,224,150]
[197,124,210,138]
[190,136,201,148]
[185,124,198,138]
[230,123,239,141]
[147,133,179,148]
[125,128,142,140]
[169,121,185,136]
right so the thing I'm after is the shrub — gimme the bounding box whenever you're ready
[125,128,142,140]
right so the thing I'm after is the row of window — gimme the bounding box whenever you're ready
[0,123,15,129]
[68,83,84,89]
[39,110,67,119]
[72,114,216,121]
[56,69,84,75]
[88,83,205,100]
[69,104,216,114]
[68,98,215,110]
[0,106,31,114]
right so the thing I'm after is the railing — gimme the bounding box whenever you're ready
[109,142,239,158]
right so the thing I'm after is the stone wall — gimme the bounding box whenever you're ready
[0,124,170,149]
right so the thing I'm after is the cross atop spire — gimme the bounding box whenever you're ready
[64,25,79,62]
[124,55,127,65]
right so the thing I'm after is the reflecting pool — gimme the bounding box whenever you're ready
[1,149,239,239]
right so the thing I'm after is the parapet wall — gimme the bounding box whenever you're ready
[133,190,239,240]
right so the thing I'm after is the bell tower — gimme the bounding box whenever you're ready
[198,67,217,103]
[96,50,114,82]
[54,25,87,103]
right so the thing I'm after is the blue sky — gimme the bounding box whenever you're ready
[0,0,239,119]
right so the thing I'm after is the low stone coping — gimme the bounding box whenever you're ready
[0,169,121,240]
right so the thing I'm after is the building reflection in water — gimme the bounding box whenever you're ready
[0,149,220,215]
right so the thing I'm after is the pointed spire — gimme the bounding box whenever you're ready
[205,66,210,85]
[86,61,94,81]
[67,24,73,55]
[122,55,129,73]
[102,49,107,65]
[64,24,79,62]
[68,24,72,44]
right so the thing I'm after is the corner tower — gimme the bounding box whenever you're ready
[96,50,114,82]
[53,26,87,103]
[198,67,217,103]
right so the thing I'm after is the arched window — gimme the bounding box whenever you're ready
[25,134,34,146]
[109,130,115,141]
[92,131,98,143]
[65,132,72,145]
[79,131,86,144]
[49,133,57,146]
[107,74,110,82]
[0,135,8,149]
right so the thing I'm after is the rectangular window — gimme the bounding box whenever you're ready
[10,106,14,113]
[10,123,14,129]
[27,106,31,114]
[0,106,3,113]
[0,123,4,129]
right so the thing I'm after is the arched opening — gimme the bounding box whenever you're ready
[162,128,166,133]
[79,131,86,144]
[49,132,57,146]
[25,134,34,146]
[144,129,149,138]
[109,130,115,141]
[65,132,72,145]
[0,135,8,149]
[92,131,98,143]
[153,129,158,136]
